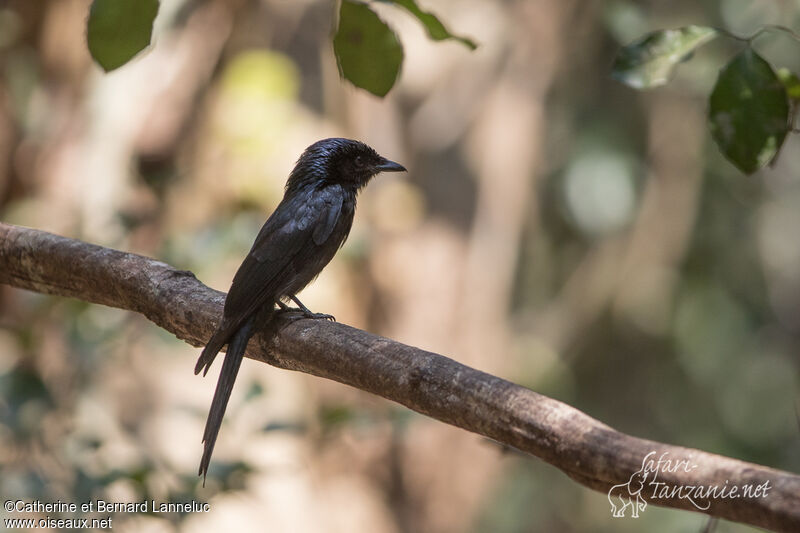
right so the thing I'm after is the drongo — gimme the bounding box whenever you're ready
[195,138,406,482]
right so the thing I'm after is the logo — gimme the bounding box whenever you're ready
[608,468,648,518]
[608,451,772,518]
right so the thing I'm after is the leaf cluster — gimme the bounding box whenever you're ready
[613,25,800,174]
[85,0,475,97]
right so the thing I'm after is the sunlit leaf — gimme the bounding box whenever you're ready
[384,0,476,50]
[87,0,159,72]
[777,68,800,100]
[709,48,789,174]
[334,0,403,97]
[612,26,718,89]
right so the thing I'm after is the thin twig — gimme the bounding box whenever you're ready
[714,23,800,44]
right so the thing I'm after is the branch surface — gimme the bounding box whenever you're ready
[1,222,798,532]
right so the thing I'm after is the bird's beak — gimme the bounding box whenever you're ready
[375,158,406,173]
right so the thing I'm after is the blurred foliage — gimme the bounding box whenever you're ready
[87,0,160,71]
[382,0,476,50]
[86,0,475,95]
[334,0,404,97]
[708,48,788,174]
[612,26,719,89]
[777,67,800,100]
[613,23,800,174]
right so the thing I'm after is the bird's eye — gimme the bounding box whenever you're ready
[354,155,364,167]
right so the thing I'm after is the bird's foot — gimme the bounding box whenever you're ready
[296,309,336,321]
[276,298,335,322]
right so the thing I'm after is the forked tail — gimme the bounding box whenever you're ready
[198,317,254,485]
[195,326,230,376]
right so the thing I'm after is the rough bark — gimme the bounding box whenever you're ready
[1,222,798,532]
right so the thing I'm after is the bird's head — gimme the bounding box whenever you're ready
[287,138,406,192]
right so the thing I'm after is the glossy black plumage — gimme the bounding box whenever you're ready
[195,138,405,483]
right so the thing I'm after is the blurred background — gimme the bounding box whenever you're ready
[1,0,800,531]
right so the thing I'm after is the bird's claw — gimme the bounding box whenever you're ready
[306,311,335,321]
[277,297,335,322]
[277,306,335,322]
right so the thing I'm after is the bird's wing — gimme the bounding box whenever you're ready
[195,185,345,376]
[225,185,344,328]
[312,191,343,245]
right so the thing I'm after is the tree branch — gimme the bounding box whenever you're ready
[1,222,798,532]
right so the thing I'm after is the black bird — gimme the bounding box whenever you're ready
[195,138,405,483]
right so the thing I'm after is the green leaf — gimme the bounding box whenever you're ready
[384,0,476,50]
[709,48,789,174]
[334,0,403,97]
[612,26,718,89]
[777,68,800,100]
[87,0,159,72]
